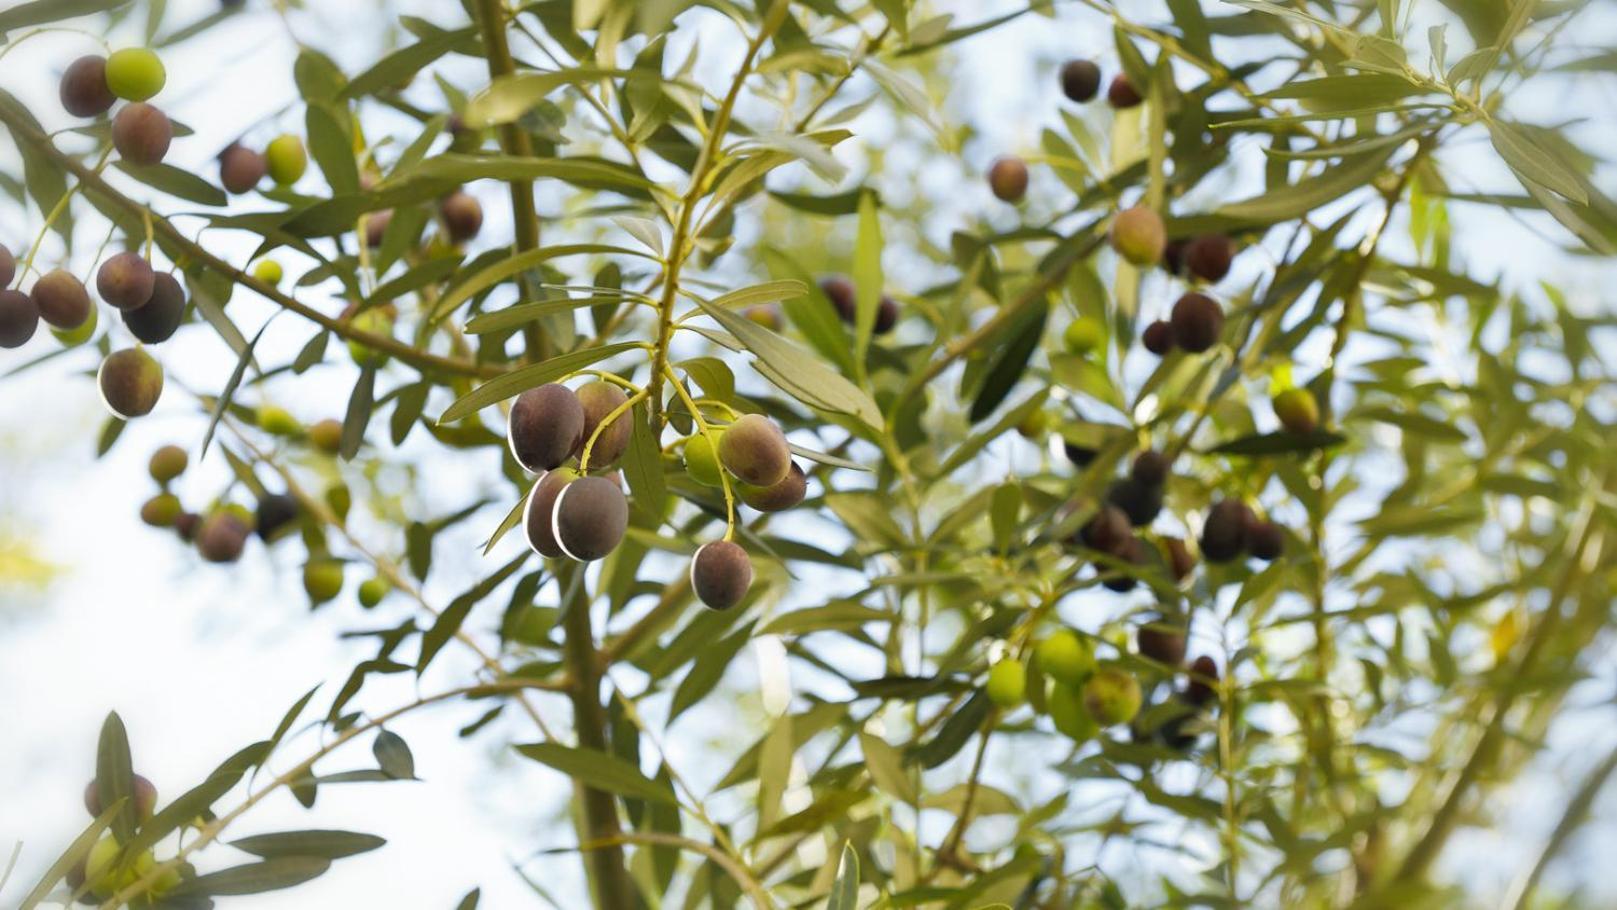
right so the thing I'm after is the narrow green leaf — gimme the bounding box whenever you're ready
[230,830,386,860]
[169,857,332,897]
[340,364,377,460]
[828,843,859,910]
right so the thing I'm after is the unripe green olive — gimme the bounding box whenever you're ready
[252,259,283,286]
[303,559,345,604]
[1047,682,1098,741]
[357,577,389,608]
[1110,206,1166,266]
[1035,629,1095,686]
[1083,668,1142,726]
[308,418,343,455]
[104,48,166,102]
[265,134,308,185]
[683,435,723,487]
[140,493,182,527]
[257,404,301,436]
[986,658,1027,708]
[1063,316,1104,355]
[1273,387,1320,435]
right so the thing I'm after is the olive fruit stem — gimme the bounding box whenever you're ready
[665,364,736,540]
[18,147,111,286]
[578,388,647,472]
[645,7,784,427]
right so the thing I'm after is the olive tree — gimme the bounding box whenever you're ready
[1,0,1615,907]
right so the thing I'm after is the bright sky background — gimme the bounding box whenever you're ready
[2,0,1616,907]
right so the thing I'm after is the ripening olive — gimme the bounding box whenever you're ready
[1170,292,1224,353]
[719,414,791,487]
[148,444,188,483]
[96,253,155,310]
[256,493,299,542]
[1141,319,1175,355]
[105,48,166,102]
[196,512,249,563]
[507,383,585,472]
[219,144,267,194]
[308,418,343,455]
[1035,629,1095,686]
[84,774,158,821]
[1163,238,1188,276]
[744,304,781,329]
[1110,206,1166,266]
[820,275,857,324]
[112,103,172,166]
[988,156,1029,203]
[1273,387,1320,435]
[98,348,164,418]
[32,269,93,330]
[140,493,182,528]
[1200,499,1252,564]
[364,209,392,247]
[690,540,754,611]
[683,434,723,487]
[1064,440,1097,468]
[0,243,13,288]
[1130,450,1170,488]
[1107,74,1143,108]
[1184,655,1220,707]
[1083,668,1142,725]
[1161,535,1196,582]
[173,512,200,542]
[1060,59,1102,103]
[1247,519,1284,561]
[50,297,98,346]
[265,134,308,185]
[523,468,577,558]
[60,56,116,117]
[440,191,483,243]
[1099,534,1147,593]
[1137,619,1188,666]
[739,461,807,512]
[1081,504,1132,553]
[986,658,1028,708]
[576,380,632,467]
[1184,234,1236,283]
[0,290,39,348]
[122,272,184,343]
[552,475,629,561]
[1106,477,1163,528]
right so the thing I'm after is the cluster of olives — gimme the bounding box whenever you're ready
[1073,449,1174,591]
[62,48,174,167]
[819,275,899,335]
[1133,621,1224,749]
[509,381,807,613]
[1199,499,1286,564]
[69,773,184,902]
[140,430,390,607]
[986,58,1149,204]
[218,134,308,194]
[985,629,1146,740]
